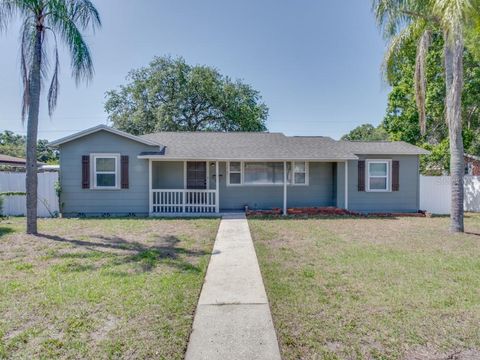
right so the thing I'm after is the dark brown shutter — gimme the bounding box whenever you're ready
[392,160,400,191]
[82,155,90,189]
[121,155,129,189]
[358,160,365,191]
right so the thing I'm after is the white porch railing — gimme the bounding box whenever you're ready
[151,189,217,214]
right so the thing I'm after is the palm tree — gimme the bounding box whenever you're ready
[373,0,480,232]
[0,0,101,234]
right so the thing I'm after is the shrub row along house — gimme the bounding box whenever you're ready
[50,125,428,216]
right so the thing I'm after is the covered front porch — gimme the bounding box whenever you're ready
[147,160,349,215]
[149,160,220,214]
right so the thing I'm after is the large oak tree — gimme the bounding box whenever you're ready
[105,56,269,134]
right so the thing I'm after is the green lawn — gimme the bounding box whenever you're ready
[250,215,480,360]
[0,217,219,360]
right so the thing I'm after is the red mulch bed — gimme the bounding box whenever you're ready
[246,207,427,218]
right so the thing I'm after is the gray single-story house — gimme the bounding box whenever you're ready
[50,125,429,216]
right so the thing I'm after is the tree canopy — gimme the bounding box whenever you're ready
[0,131,58,164]
[341,124,389,141]
[105,56,269,134]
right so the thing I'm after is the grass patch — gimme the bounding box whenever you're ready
[0,217,219,359]
[250,214,480,360]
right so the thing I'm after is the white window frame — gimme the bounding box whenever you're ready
[366,159,391,192]
[91,153,121,190]
[227,161,243,186]
[290,161,309,186]
[226,161,310,186]
[242,161,285,186]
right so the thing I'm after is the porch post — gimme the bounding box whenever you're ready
[183,161,187,213]
[183,161,187,189]
[283,161,287,215]
[344,160,349,210]
[215,161,220,213]
[148,159,152,214]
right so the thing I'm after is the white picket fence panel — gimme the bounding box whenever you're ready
[0,172,59,217]
[420,175,480,214]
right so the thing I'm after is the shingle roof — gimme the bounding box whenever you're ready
[0,154,27,164]
[139,132,428,160]
[141,132,344,160]
[337,140,430,155]
[51,125,429,160]
[0,154,45,166]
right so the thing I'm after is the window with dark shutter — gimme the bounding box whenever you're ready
[121,155,129,189]
[82,155,90,189]
[358,160,365,191]
[392,160,400,191]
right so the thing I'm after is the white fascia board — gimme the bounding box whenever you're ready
[49,125,161,147]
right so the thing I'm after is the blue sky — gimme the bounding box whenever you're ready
[0,0,389,141]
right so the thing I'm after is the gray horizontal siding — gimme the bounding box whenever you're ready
[335,162,346,208]
[347,155,420,212]
[152,161,183,189]
[285,162,334,207]
[218,162,335,210]
[60,130,157,215]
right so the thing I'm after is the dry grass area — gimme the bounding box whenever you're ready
[249,214,480,360]
[0,217,219,359]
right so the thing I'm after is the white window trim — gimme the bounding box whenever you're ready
[91,153,121,190]
[291,161,309,186]
[226,161,309,186]
[366,159,391,192]
[243,162,285,186]
[227,161,243,186]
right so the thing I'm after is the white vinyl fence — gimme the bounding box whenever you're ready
[420,175,480,214]
[0,172,59,217]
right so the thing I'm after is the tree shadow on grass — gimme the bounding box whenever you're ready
[0,226,15,238]
[37,233,209,273]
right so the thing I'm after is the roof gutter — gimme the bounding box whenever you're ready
[136,155,359,161]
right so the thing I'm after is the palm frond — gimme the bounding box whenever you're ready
[20,16,35,122]
[0,0,40,32]
[47,32,59,116]
[69,0,101,31]
[434,0,472,34]
[373,0,439,38]
[45,0,101,85]
[415,30,431,135]
[0,0,16,32]
[382,20,425,81]
[373,0,408,37]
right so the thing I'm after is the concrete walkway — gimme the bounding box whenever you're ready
[185,214,281,360]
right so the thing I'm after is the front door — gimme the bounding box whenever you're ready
[187,162,207,189]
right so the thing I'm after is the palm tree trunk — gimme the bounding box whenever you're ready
[445,30,464,233]
[26,29,42,234]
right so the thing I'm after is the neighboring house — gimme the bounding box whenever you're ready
[50,125,429,216]
[0,154,45,171]
[464,154,480,175]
